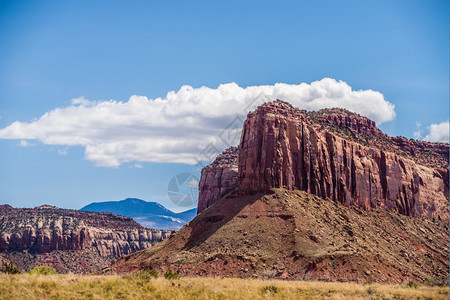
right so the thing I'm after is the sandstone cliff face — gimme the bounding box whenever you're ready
[312,108,449,169]
[238,101,449,220]
[0,205,172,273]
[198,100,449,221]
[198,147,239,214]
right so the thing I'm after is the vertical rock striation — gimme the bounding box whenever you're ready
[198,147,239,214]
[198,100,449,221]
[238,101,448,220]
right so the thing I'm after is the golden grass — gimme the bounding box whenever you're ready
[0,273,447,300]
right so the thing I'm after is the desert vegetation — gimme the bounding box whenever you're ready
[27,265,57,275]
[0,272,447,300]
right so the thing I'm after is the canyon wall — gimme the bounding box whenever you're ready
[0,205,172,272]
[199,100,449,221]
[198,147,239,214]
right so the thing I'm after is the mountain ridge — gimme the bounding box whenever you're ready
[81,198,197,230]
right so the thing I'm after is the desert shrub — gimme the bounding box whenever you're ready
[406,280,418,289]
[163,270,180,280]
[149,269,158,278]
[423,278,437,287]
[136,270,150,280]
[121,274,134,281]
[136,269,158,280]
[27,265,56,275]
[261,285,279,294]
[366,287,376,295]
[2,261,20,274]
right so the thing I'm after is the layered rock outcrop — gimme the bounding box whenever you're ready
[311,108,449,169]
[198,147,239,214]
[199,100,449,221]
[116,100,449,283]
[0,204,172,273]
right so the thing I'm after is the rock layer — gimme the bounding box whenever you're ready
[198,147,239,214]
[199,100,449,221]
[311,108,449,169]
[239,101,449,220]
[0,205,172,273]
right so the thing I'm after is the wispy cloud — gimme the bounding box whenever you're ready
[413,122,422,140]
[71,96,91,106]
[0,78,396,167]
[20,140,30,147]
[57,149,68,156]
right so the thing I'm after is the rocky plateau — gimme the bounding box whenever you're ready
[0,204,172,273]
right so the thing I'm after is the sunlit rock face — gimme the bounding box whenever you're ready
[198,147,239,214]
[0,205,172,273]
[199,100,449,221]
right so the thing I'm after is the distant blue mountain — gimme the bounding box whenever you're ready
[80,198,197,230]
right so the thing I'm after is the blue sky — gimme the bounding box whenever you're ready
[0,0,448,212]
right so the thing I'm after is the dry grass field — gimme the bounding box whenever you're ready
[0,272,447,300]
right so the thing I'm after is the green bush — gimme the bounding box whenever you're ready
[27,265,57,275]
[406,280,418,289]
[2,261,21,274]
[261,285,279,294]
[149,269,159,278]
[163,270,180,280]
[136,269,158,280]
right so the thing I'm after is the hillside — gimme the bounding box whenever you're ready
[81,198,197,230]
[0,204,172,273]
[113,189,448,283]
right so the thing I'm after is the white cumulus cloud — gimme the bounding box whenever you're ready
[423,121,449,143]
[0,78,396,167]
